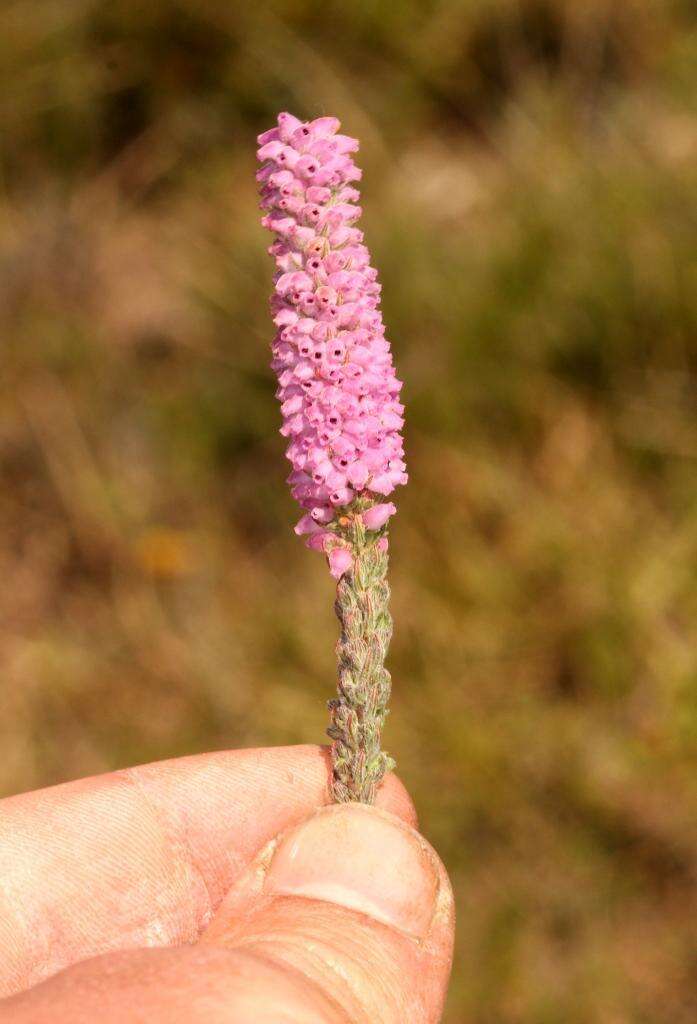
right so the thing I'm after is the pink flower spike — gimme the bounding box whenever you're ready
[258,111,406,573]
[361,502,396,530]
[257,112,407,802]
[327,547,353,579]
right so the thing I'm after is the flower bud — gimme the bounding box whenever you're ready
[327,547,353,579]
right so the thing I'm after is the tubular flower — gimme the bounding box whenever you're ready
[257,112,404,804]
[257,112,406,575]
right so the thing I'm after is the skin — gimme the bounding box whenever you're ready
[0,745,454,1022]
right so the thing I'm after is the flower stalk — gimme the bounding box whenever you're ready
[327,511,394,803]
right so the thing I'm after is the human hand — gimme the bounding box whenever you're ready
[0,745,454,1022]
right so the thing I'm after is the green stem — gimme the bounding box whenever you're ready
[327,517,395,803]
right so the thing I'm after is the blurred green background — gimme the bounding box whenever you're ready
[2,0,697,1020]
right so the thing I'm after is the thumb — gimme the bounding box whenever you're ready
[200,802,455,1023]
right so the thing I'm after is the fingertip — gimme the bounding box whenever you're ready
[264,804,438,939]
[202,803,454,1022]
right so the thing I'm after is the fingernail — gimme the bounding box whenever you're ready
[264,803,439,939]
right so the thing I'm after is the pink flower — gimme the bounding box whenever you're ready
[259,112,406,567]
[294,514,322,536]
[327,547,353,579]
[306,531,333,551]
[361,502,396,530]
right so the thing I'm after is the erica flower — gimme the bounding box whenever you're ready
[257,112,403,804]
[361,502,396,530]
[257,112,407,573]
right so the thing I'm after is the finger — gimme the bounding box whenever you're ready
[201,803,455,1022]
[0,745,415,997]
[3,805,454,1024]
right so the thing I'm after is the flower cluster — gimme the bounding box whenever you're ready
[257,112,406,575]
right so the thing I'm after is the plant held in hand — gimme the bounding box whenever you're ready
[257,112,407,804]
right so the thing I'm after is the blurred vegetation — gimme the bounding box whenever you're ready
[2,0,697,1020]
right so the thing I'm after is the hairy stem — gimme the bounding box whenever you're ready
[327,518,395,803]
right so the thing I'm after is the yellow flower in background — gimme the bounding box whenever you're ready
[134,528,194,579]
